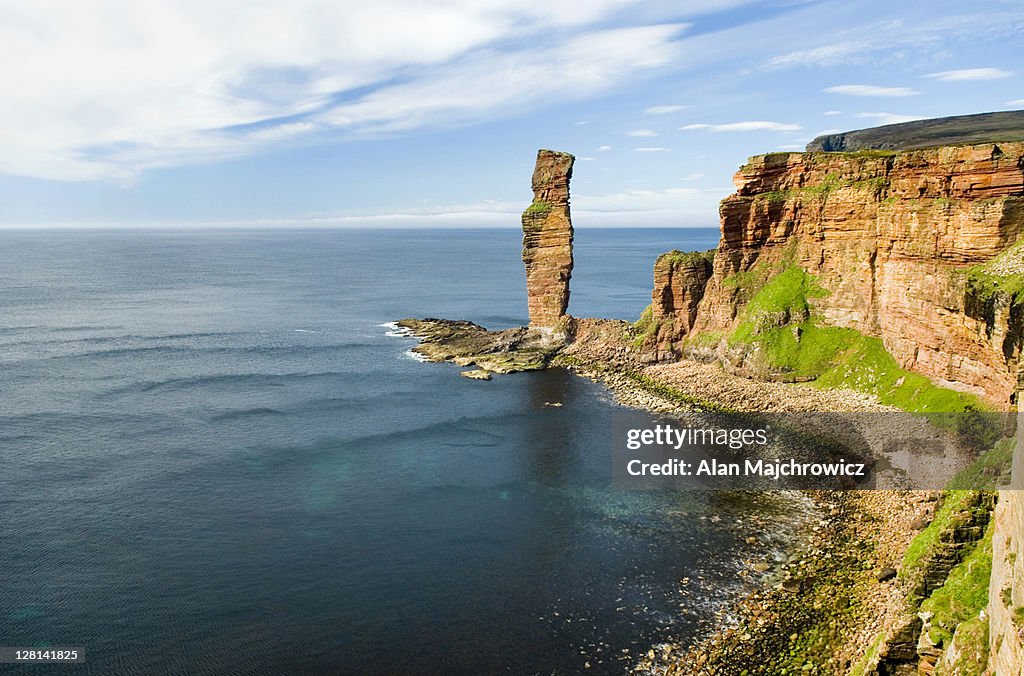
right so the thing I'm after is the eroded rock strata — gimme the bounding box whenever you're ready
[650,143,1024,405]
[988,447,1024,674]
[396,318,562,374]
[522,149,574,329]
[647,248,715,360]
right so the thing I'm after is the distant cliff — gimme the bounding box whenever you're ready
[807,110,1024,152]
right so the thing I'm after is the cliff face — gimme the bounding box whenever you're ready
[652,142,1024,405]
[648,249,714,360]
[988,421,1024,674]
[522,149,575,329]
[988,487,1024,674]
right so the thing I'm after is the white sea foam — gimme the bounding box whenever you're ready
[403,349,429,362]
[293,329,317,333]
[381,321,413,337]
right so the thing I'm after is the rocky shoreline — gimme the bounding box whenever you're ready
[392,135,1024,673]
[546,352,930,673]
[397,315,940,673]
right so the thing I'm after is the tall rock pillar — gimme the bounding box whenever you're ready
[522,149,574,330]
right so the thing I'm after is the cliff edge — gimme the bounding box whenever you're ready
[807,110,1024,152]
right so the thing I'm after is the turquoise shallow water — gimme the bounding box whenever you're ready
[0,228,805,674]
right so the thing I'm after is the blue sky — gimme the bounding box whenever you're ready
[2,0,1023,228]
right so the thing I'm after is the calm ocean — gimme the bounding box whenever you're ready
[0,228,806,675]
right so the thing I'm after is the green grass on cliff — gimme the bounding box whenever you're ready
[947,437,1015,490]
[920,520,993,648]
[656,248,716,267]
[631,305,662,348]
[523,200,552,216]
[684,329,723,349]
[729,266,826,344]
[853,492,994,675]
[812,332,981,412]
[964,239,1024,304]
[841,149,900,158]
[728,265,983,413]
[901,491,983,585]
[748,173,891,206]
[721,238,800,303]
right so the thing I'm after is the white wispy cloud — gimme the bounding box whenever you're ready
[317,24,687,135]
[645,104,687,114]
[0,1,685,182]
[856,112,925,125]
[761,9,1024,73]
[577,187,708,209]
[823,110,842,116]
[680,173,704,181]
[626,129,657,137]
[824,84,918,97]
[247,122,317,141]
[596,145,612,151]
[634,146,670,152]
[777,144,805,150]
[764,41,873,69]
[1006,99,1024,107]
[29,187,728,228]
[680,121,801,132]
[923,67,1013,81]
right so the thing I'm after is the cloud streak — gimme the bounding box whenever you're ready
[764,41,874,69]
[824,84,918,97]
[680,121,801,132]
[855,112,924,125]
[924,68,1013,81]
[645,104,687,114]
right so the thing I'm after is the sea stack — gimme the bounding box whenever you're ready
[522,149,574,330]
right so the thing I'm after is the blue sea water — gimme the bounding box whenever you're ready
[0,228,804,675]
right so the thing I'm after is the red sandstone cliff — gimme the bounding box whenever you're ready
[652,142,1024,405]
[522,149,574,329]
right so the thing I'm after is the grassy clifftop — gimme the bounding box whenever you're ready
[807,110,1024,152]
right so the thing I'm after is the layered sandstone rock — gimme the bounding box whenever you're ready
[648,249,714,358]
[522,149,574,329]
[988,488,1024,674]
[655,142,1024,404]
[651,250,714,330]
[988,419,1024,675]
